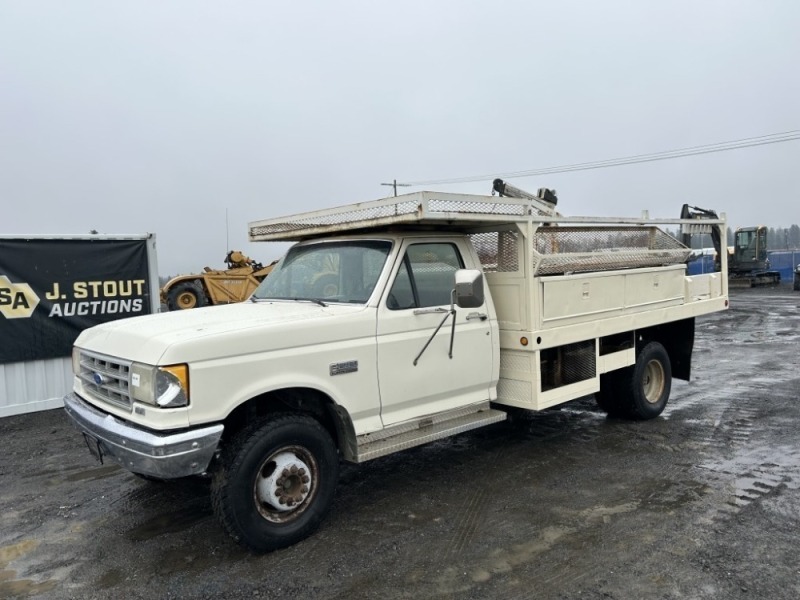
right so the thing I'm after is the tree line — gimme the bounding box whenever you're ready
[760,225,800,249]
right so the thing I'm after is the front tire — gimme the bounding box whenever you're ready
[211,414,339,552]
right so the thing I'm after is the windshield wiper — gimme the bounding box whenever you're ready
[249,296,326,307]
[293,298,327,307]
[248,296,327,307]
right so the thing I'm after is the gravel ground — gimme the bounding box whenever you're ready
[1,285,798,600]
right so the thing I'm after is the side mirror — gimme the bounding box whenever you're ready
[454,269,484,308]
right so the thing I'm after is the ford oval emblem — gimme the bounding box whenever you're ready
[92,372,106,385]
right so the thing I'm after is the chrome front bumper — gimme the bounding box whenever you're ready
[63,393,224,479]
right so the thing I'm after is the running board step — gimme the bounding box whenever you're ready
[355,403,507,463]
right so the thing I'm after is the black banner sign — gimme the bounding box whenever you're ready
[0,238,154,364]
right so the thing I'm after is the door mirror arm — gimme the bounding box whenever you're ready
[413,290,457,366]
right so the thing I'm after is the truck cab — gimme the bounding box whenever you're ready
[731,226,769,274]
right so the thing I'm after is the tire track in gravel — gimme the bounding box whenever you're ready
[442,431,520,559]
[437,290,796,577]
[441,407,608,561]
[684,391,783,524]
[684,291,800,526]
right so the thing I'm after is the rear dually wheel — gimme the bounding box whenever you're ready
[595,341,672,420]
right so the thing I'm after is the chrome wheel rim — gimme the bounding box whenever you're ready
[254,446,318,523]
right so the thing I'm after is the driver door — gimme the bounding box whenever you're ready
[376,239,494,426]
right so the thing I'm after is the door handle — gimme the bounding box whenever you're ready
[466,312,488,321]
[413,307,448,315]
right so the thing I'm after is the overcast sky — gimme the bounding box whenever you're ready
[2,1,798,275]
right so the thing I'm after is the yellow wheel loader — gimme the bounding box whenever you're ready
[161,251,276,310]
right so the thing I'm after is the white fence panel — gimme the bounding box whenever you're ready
[0,357,72,418]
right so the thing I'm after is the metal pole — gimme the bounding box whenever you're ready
[381,179,411,197]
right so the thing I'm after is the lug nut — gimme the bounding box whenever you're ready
[302,475,310,483]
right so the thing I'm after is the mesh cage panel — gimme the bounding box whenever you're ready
[533,226,690,275]
[249,195,532,239]
[540,340,596,392]
[250,201,420,237]
[428,199,527,216]
[469,231,520,272]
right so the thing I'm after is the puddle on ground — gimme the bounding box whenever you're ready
[638,480,711,512]
[95,568,125,589]
[126,502,213,542]
[578,500,640,520]
[28,463,88,479]
[0,540,57,598]
[65,464,121,482]
[153,546,228,577]
[0,540,37,565]
[699,444,800,490]
[428,525,575,592]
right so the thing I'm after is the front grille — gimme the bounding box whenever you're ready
[77,350,133,411]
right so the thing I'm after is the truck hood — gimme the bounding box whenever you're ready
[75,301,370,364]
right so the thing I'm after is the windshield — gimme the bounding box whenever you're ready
[252,240,392,304]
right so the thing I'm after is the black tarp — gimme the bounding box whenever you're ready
[0,238,153,363]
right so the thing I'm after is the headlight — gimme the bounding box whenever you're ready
[155,365,190,408]
[130,363,190,408]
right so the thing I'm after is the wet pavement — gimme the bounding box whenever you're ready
[1,285,799,599]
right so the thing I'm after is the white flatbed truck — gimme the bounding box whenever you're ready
[63,183,729,551]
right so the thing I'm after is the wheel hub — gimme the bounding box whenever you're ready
[257,452,312,512]
[643,360,665,404]
[178,293,196,308]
